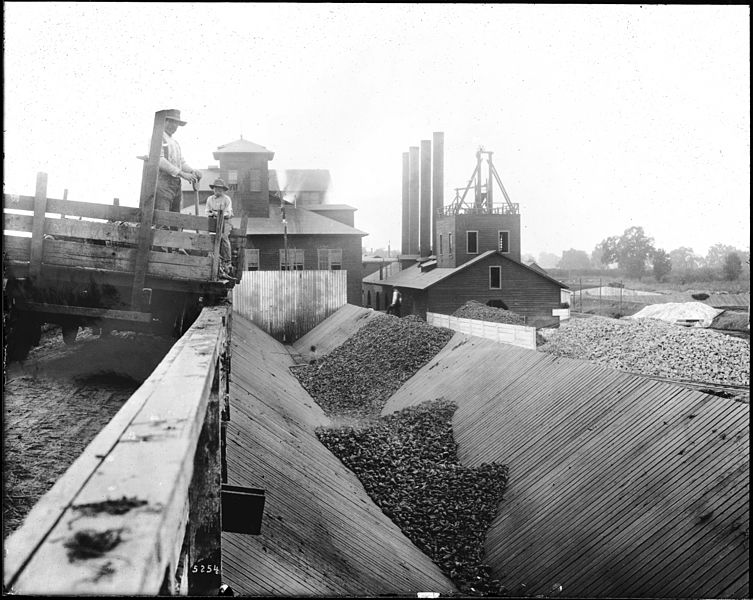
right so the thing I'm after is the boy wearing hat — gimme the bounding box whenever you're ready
[206,178,234,279]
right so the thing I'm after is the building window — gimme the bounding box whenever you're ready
[448,233,453,255]
[318,248,343,270]
[279,248,304,270]
[467,230,479,254]
[489,266,502,289]
[439,234,443,256]
[367,290,372,307]
[249,169,262,192]
[245,248,259,271]
[227,170,239,192]
[498,230,510,253]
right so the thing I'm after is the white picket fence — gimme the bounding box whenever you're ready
[427,312,538,350]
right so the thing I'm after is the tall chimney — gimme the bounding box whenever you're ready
[432,132,444,254]
[420,139,432,257]
[408,146,420,255]
[401,152,410,256]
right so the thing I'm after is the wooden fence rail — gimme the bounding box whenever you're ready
[3,305,231,596]
[427,311,537,349]
[2,189,233,283]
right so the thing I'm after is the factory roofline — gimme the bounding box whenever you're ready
[228,204,367,236]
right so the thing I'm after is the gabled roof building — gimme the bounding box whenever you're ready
[181,138,365,304]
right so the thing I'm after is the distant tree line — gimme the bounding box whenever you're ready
[527,226,749,283]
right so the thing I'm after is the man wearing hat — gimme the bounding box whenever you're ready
[155,109,203,215]
[206,178,234,279]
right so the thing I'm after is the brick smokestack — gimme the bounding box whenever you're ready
[408,146,420,255]
[401,151,409,256]
[432,132,444,255]
[420,140,432,257]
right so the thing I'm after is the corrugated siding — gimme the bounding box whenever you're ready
[232,270,347,341]
[222,313,455,596]
[382,333,749,599]
[427,312,537,349]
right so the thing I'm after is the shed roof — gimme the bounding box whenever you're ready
[212,138,274,158]
[230,204,367,236]
[382,330,750,599]
[375,250,569,290]
[306,204,356,212]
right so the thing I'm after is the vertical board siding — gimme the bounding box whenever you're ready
[380,332,749,599]
[427,312,537,349]
[232,270,347,341]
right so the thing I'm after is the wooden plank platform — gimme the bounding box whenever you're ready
[382,331,750,598]
[221,313,455,596]
[3,306,229,595]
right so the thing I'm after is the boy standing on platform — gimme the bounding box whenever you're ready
[206,178,234,279]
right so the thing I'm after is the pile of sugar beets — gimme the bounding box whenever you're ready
[292,315,510,596]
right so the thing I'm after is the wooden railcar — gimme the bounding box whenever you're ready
[3,111,246,361]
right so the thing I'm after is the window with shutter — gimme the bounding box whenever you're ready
[498,231,510,253]
[318,248,343,270]
[280,249,304,270]
[245,249,260,271]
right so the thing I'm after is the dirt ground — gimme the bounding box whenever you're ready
[2,326,174,539]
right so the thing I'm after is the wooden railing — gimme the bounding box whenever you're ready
[3,305,231,595]
[3,175,226,284]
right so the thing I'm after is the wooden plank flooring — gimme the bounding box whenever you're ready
[221,313,454,596]
[382,330,749,598]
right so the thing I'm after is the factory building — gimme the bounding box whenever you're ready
[181,139,366,305]
[364,134,568,321]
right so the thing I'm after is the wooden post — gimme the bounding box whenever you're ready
[237,214,248,276]
[29,172,48,279]
[131,110,168,307]
[211,209,225,280]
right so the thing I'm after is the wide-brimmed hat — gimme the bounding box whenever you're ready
[163,109,187,126]
[209,178,229,191]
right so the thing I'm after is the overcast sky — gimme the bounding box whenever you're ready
[4,3,750,258]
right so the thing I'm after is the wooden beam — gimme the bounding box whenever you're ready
[29,172,48,278]
[131,110,168,307]
[6,216,215,253]
[210,209,224,280]
[236,214,249,274]
[3,305,229,596]
[17,302,152,322]
[3,195,141,222]
[154,210,215,233]
[187,386,221,595]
